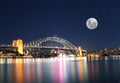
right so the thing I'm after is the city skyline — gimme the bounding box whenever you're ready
[0,0,120,50]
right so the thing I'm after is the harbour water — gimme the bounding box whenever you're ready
[0,56,120,83]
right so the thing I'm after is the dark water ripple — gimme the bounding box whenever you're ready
[0,56,120,83]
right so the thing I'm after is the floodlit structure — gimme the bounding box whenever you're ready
[17,39,23,54]
[24,37,78,55]
[78,46,82,57]
[11,37,87,56]
[12,39,23,54]
[12,40,17,47]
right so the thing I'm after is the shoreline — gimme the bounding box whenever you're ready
[0,56,86,60]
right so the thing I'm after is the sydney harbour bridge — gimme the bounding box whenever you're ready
[0,36,86,57]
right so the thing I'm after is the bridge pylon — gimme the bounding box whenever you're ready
[12,39,23,54]
[77,46,82,57]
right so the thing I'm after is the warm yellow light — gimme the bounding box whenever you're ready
[78,46,82,57]
[12,40,17,47]
[17,39,23,54]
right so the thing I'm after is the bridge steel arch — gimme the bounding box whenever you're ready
[24,37,78,50]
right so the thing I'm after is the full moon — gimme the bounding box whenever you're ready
[86,18,98,30]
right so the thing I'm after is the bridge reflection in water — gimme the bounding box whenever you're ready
[1,57,120,83]
[0,57,88,83]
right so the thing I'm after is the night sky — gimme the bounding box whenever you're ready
[0,0,120,51]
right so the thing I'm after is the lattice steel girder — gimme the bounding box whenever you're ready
[24,37,78,50]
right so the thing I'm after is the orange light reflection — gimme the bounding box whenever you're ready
[15,59,24,83]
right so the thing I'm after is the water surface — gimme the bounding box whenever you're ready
[0,57,120,83]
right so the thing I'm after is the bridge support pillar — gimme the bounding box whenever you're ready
[12,39,23,54]
[77,46,82,57]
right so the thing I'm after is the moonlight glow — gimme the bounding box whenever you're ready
[86,18,98,30]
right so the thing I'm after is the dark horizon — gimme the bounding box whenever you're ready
[0,0,120,51]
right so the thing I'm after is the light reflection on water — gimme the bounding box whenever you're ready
[0,57,120,83]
